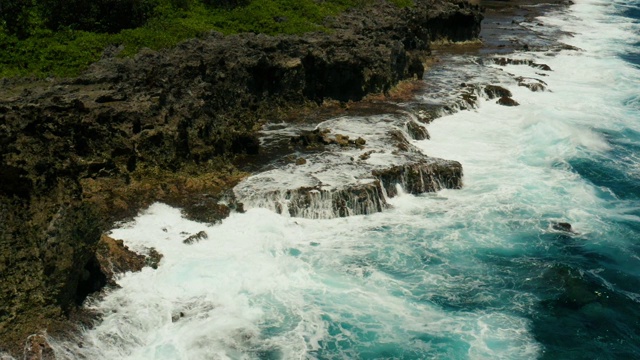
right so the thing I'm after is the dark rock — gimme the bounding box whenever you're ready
[242,158,463,219]
[491,57,552,71]
[291,129,367,149]
[373,160,463,197]
[145,248,163,270]
[406,121,430,140]
[183,231,209,245]
[291,128,333,148]
[497,96,520,106]
[295,157,307,166]
[262,182,387,218]
[389,129,411,151]
[359,150,376,161]
[552,222,573,233]
[181,202,231,224]
[516,76,547,92]
[483,85,512,99]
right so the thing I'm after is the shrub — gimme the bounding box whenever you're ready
[38,0,159,33]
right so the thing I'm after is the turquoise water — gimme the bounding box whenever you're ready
[50,1,640,359]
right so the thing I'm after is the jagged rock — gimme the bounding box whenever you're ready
[334,134,350,147]
[359,150,376,160]
[291,129,367,149]
[257,182,386,218]
[491,57,552,71]
[406,121,430,140]
[291,128,332,148]
[497,96,520,106]
[552,222,573,233]
[237,157,462,219]
[183,231,208,245]
[145,248,163,270]
[484,85,512,99]
[171,312,186,323]
[372,160,463,197]
[389,129,411,151]
[94,235,146,285]
[181,202,231,224]
[517,76,547,92]
[295,157,307,165]
[236,113,464,219]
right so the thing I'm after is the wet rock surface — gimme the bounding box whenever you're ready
[183,231,209,245]
[94,235,156,285]
[234,114,463,219]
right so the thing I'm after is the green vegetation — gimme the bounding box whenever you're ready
[0,0,413,78]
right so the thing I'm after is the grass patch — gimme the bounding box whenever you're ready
[0,0,413,78]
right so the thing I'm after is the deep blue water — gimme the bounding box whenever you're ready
[526,2,640,358]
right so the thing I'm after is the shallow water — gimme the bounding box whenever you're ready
[51,1,640,358]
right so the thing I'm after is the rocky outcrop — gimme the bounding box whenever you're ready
[373,160,463,197]
[94,235,159,285]
[236,157,462,219]
[406,120,430,140]
[517,76,547,92]
[0,0,483,356]
[234,113,463,219]
[483,85,512,99]
[552,222,574,233]
[497,96,520,106]
[183,231,209,245]
[491,57,552,71]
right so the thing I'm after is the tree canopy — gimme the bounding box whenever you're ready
[0,0,412,77]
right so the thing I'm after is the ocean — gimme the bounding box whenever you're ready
[50,0,640,358]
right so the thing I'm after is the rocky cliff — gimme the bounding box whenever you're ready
[0,0,482,355]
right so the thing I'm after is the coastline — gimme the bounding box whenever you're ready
[0,1,482,356]
[0,0,576,357]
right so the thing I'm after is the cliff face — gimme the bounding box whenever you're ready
[0,0,482,355]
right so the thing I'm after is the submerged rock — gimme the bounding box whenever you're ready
[483,85,512,99]
[552,222,574,233]
[491,57,553,71]
[517,76,548,92]
[183,231,209,245]
[406,121,431,140]
[497,96,520,106]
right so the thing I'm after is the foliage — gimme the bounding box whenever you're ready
[0,0,39,39]
[37,0,159,33]
[0,0,414,78]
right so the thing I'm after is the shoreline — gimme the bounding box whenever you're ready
[0,0,568,358]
